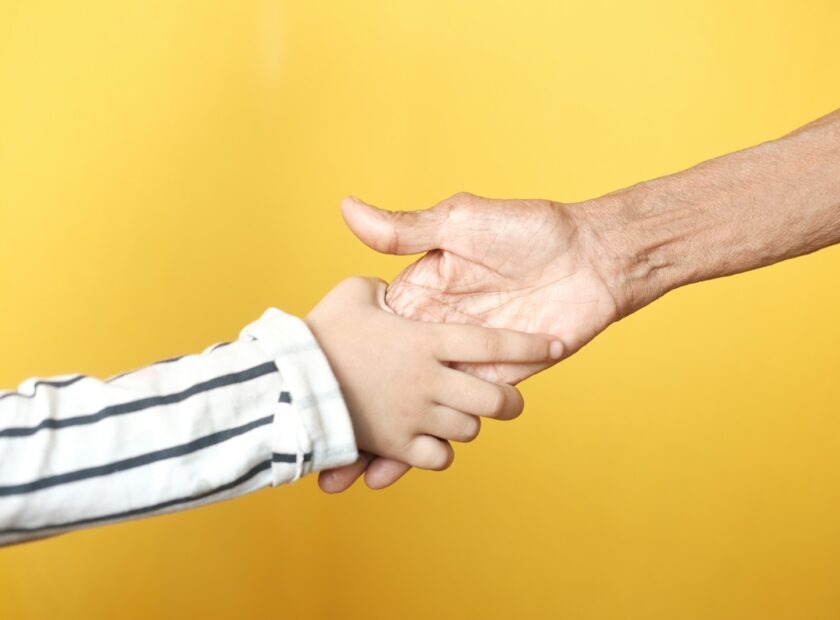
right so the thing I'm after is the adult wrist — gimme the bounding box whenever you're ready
[568,108,840,322]
[567,185,688,319]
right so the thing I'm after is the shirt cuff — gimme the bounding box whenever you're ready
[241,308,358,484]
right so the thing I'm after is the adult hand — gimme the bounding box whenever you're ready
[319,191,635,493]
[342,192,631,383]
[320,109,840,493]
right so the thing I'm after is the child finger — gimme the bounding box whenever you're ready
[431,323,563,363]
[405,435,455,471]
[436,368,525,420]
[423,406,482,443]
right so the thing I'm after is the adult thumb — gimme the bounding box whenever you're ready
[340,196,445,255]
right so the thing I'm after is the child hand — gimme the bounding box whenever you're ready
[306,277,562,471]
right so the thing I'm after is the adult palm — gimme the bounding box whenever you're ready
[319,192,623,491]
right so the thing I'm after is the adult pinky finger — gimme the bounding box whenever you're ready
[318,453,373,493]
[364,458,412,490]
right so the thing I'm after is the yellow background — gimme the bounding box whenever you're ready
[1,1,839,618]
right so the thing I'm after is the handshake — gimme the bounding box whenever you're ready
[310,193,638,492]
[312,108,840,492]
[3,110,836,545]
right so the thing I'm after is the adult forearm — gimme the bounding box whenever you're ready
[576,109,840,316]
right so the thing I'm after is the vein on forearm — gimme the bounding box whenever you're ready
[613,108,840,306]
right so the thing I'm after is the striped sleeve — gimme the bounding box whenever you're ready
[0,308,358,545]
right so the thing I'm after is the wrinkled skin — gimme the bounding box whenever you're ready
[380,194,619,384]
[318,192,621,492]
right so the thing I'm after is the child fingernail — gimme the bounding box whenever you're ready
[550,341,564,359]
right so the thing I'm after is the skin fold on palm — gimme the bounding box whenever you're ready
[346,193,620,384]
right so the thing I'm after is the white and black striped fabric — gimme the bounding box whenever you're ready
[0,309,358,545]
